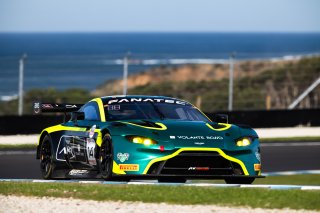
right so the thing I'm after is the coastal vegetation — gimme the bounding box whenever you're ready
[0,56,319,115]
[127,56,320,111]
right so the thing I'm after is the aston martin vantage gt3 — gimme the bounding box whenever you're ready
[34,95,262,184]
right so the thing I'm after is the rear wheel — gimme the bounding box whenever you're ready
[99,134,113,180]
[40,135,54,179]
[40,135,70,180]
[224,177,255,184]
[158,177,186,183]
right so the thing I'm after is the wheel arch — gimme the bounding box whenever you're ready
[95,128,111,158]
[36,131,50,159]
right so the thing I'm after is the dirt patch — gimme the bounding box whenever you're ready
[0,195,316,213]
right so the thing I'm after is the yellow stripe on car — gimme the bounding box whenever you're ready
[112,161,126,174]
[38,124,104,146]
[95,130,103,147]
[121,122,167,130]
[91,98,106,122]
[206,123,231,131]
[38,125,86,145]
[44,124,86,134]
[143,147,249,175]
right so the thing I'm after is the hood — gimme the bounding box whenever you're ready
[106,119,257,149]
[154,120,240,148]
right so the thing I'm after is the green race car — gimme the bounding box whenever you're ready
[34,95,262,184]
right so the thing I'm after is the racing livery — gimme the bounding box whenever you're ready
[35,95,263,184]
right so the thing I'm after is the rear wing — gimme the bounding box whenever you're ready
[33,102,83,114]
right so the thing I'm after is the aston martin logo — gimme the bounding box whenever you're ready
[117,153,129,162]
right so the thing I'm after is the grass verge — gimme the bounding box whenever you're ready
[256,174,320,185]
[0,144,37,150]
[0,182,319,210]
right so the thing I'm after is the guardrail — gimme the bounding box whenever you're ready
[0,109,319,135]
[206,108,320,128]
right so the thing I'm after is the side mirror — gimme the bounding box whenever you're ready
[71,111,85,125]
[212,114,228,123]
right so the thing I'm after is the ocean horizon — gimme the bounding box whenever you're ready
[1,32,320,98]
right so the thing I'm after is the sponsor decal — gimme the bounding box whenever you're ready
[108,98,186,105]
[69,170,90,176]
[119,164,139,171]
[34,102,40,113]
[169,136,176,139]
[57,136,87,161]
[188,167,210,171]
[206,136,224,140]
[254,164,261,171]
[66,104,78,108]
[88,125,96,139]
[117,153,129,163]
[173,136,223,140]
[194,142,205,145]
[42,104,53,109]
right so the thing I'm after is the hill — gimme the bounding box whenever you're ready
[92,60,291,96]
[93,57,320,111]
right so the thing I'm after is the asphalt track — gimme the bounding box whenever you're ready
[0,142,319,179]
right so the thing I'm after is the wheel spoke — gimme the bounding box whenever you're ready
[40,139,53,179]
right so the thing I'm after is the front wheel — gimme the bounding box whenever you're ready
[224,177,255,184]
[99,134,113,180]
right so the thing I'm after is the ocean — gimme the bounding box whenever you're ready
[0,33,320,98]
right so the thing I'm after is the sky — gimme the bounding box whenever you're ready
[0,0,319,32]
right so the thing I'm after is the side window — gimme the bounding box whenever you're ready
[82,102,100,121]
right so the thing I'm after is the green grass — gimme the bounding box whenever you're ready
[0,182,319,210]
[0,144,37,150]
[193,174,320,185]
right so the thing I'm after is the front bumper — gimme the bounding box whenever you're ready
[112,146,261,177]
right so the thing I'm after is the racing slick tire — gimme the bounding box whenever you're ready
[158,177,187,183]
[40,135,55,179]
[39,135,72,180]
[224,177,255,184]
[99,134,114,180]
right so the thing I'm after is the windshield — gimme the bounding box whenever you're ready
[104,102,210,122]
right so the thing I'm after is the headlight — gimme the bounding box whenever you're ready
[236,137,252,146]
[125,136,158,146]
